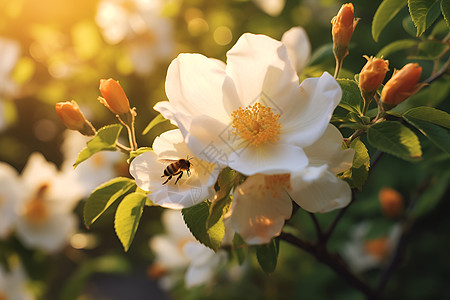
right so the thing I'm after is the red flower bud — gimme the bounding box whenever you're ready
[99,78,131,115]
[379,187,404,219]
[359,55,389,94]
[55,101,95,136]
[331,3,359,52]
[381,63,424,109]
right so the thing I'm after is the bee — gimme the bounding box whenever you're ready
[161,156,193,185]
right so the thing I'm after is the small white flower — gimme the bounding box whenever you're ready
[130,129,220,209]
[0,262,34,300]
[252,0,286,17]
[0,163,23,239]
[149,210,227,289]
[231,125,354,244]
[155,32,341,176]
[15,153,83,253]
[61,130,126,197]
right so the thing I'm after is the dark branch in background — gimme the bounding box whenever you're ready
[423,57,449,85]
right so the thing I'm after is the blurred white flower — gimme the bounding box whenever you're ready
[15,153,83,253]
[149,210,227,289]
[130,129,220,209]
[231,124,354,244]
[155,32,341,177]
[96,0,174,75]
[0,163,23,239]
[61,130,127,197]
[0,263,34,300]
[342,222,402,273]
[253,0,286,17]
[281,27,311,76]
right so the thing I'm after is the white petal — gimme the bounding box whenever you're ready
[280,72,342,147]
[228,143,308,176]
[281,27,311,75]
[165,53,229,123]
[303,124,355,174]
[253,0,286,16]
[224,33,301,114]
[231,174,292,244]
[291,166,351,213]
[150,235,189,268]
[152,129,191,159]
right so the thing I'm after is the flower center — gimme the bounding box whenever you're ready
[231,103,281,147]
[23,184,50,226]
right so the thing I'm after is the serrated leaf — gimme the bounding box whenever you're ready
[403,107,450,154]
[372,0,408,42]
[233,233,247,265]
[337,79,364,114]
[84,177,136,228]
[442,0,450,27]
[74,124,122,168]
[367,121,422,161]
[408,0,441,36]
[376,39,419,58]
[256,239,279,274]
[142,114,168,135]
[182,201,224,251]
[340,139,370,190]
[128,147,152,163]
[114,192,147,252]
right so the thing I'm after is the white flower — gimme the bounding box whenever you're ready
[281,27,311,76]
[96,0,174,75]
[155,32,341,176]
[231,124,354,244]
[0,163,23,239]
[0,37,20,100]
[149,210,227,289]
[61,130,126,197]
[15,153,83,253]
[130,129,220,209]
[0,263,34,300]
[252,0,286,17]
[342,222,402,273]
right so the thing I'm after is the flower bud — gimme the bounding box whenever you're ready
[331,3,359,59]
[379,187,404,219]
[98,78,131,115]
[364,237,389,261]
[359,55,389,94]
[55,101,95,136]
[381,63,424,110]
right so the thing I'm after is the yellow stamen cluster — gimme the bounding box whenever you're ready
[23,184,50,226]
[231,102,281,147]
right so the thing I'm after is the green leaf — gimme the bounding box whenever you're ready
[431,19,450,37]
[403,106,450,128]
[256,239,279,274]
[367,121,422,161]
[403,107,450,154]
[376,39,419,58]
[372,0,408,42]
[233,233,247,265]
[413,173,450,218]
[84,177,136,228]
[408,0,441,36]
[207,168,236,228]
[411,40,449,60]
[337,79,364,114]
[142,114,168,135]
[340,139,370,191]
[442,0,450,27]
[128,147,152,163]
[182,201,225,251]
[74,124,123,168]
[114,192,147,252]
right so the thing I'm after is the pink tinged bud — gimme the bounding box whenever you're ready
[331,3,358,49]
[381,63,424,109]
[359,55,389,93]
[55,101,95,135]
[99,78,131,115]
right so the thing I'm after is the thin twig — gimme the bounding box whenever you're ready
[309,213,324,242]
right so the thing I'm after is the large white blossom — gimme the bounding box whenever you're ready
[231,124,354,244]
[15,153,84,253]
[0,163,23,239]
[155,31,341,176]
[0,263,34,300]
[130,129,220,209]
[96,0,174,75]
[149,210,227,289]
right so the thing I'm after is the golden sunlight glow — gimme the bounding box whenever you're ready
[213,26,232,46]
[231,102,281,147]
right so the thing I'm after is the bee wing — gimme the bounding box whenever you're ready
[157,158,178,165]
